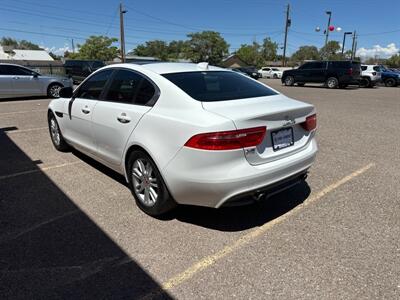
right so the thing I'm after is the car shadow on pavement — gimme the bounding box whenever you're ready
[173,182,311,232]
[0,130,172,299]
[68,146,311,233]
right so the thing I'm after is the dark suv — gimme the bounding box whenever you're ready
[282,61,361,88]
[64,60,105,84]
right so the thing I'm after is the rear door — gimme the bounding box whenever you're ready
[351,61,361,80]
[91,69,157,166]
[65,69,113,154]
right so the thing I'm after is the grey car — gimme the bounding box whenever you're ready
[0,63,73,99]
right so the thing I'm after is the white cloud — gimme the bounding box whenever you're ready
[357,43,399,59]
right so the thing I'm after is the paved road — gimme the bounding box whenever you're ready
[0,81,399,299]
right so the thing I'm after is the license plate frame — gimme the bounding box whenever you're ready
[271,127,294,151]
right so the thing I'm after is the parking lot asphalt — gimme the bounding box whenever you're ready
[0,81,399,299]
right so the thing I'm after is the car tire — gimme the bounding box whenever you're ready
[326,77,339,89]
[360,78,371,88]
[384,78,396,87]
[128,150,177,217]
[284,76,295,86]
[47,83,63,98]
[297,83,305,87]
[273,74,278,79]
[48,112,70,152]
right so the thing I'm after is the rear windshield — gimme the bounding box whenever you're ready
[162,71,277,101]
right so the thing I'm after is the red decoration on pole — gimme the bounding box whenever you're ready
[329,25,335,31]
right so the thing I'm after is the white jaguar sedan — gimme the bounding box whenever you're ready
[48,62,317,216]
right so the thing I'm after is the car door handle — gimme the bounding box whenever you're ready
[81,107,90,114]
[117,113,131,124]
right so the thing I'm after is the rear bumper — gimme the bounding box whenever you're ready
[162,138,318,208]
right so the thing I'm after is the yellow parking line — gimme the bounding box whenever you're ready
[143,163,375,298]
[0,161,81,181]
[0,109,46,116]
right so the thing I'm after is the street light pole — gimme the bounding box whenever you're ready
[119,2,127,63]
[351,30,357,60]
[341,32,352,57]
[324,11,332,47]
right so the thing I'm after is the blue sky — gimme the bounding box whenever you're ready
[0,0,399,58]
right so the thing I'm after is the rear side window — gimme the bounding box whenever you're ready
[75,69,113,100]
[308,62,325,69]
[361,66,367,71]
[330,61,351,68]
[373,66,381,72]
[105,69,156,105]
[163,71,277,102]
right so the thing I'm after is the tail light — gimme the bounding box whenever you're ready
[372,72,377,76]
[185,127,266,150]
[301,114,317,131]
[346,68,353,75]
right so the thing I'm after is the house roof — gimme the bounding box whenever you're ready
[0,47,54,61]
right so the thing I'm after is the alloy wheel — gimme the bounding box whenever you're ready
[49,85,62,98]
[50,117,60,146]
[132,158,159,207]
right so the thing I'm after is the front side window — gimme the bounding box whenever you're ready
[163,71,277,102]
[1,65,35,76]
[75,69,113,100]
[361,66,367,71]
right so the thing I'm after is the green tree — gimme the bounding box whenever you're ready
[1,37,42,50]
[386,53,400,67]
[185,31,229,65]
[133,40,169,60]
[319,41,341,60]
[168,40,188,60]
[236,42,262,67]
[69,36,119,61]
[291,45,320,62]
[260,37,278,61]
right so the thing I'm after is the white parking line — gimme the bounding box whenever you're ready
[0,109,47,116]
[0,161,81,181]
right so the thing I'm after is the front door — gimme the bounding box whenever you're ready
[92,69,157,166]
[4,65,42,96]
[64,69,114,154]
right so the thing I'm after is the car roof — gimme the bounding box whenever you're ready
[127,62,224,74]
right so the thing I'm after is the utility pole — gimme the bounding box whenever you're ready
[119,2,127,63]
[282,3,290,67]
[351,30,356,60]
[71,39,75,53]
[324,11,332,47]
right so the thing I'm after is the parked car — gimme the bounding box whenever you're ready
[0,63,73,99]
[64,60,105,84]
[233,67,262,79]
[48,62,317,216]
[360,65,381,88]
[282,60,361,88]
[377,65,400,87]
[259,67,283,79]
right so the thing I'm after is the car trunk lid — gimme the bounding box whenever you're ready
[202,94,315,165]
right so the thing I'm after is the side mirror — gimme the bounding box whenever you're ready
[59,87,73,98]
[32,73,38,78]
